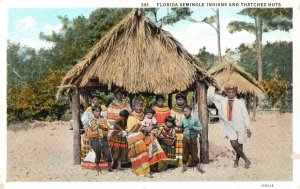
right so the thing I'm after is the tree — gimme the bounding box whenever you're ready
[189,9,222,63]
[237,41,292,82]
[40,8,132,70]
[8,9,134,123]
[228,8,292,81]
[195,47,216,69]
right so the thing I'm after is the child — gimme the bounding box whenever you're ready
[180,105,205,173]
[158,116,177,166]
[141,109,158,145]
[109,109,130,170]
[86,106,113,174]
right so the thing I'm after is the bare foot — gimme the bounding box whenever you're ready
[244,161,251,169]
[144,173,154,178]
[108,168,114,172]
[117,167,125,171]
[197,164,205,174]
[233,161,238,168]
[198,169,205,174]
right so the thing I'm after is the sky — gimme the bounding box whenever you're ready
[7,7,293,55]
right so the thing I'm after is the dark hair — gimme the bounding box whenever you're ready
[91,94,101,100]
[175,93,186,100]
[155,94,165,101]
[165,116,175,124]
[182,105,192,111]
[92,106,101,112]
[119,109,130,118]
[114,88,125,95]
[145,108,155,115]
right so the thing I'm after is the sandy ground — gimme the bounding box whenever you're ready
[7,111,292,181]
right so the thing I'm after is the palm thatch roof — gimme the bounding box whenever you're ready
[57,9,216,97]
[207,61,265,98]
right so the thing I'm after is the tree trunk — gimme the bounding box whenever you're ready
[196,81,209,164]
[216,9,222,63]
[252,96,257,121]
[71,87,81,165]
[257,17,263,81]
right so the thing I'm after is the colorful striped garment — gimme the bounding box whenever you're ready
[109,119,128,162]
[171,106,185,166]
[127,112,168,175]
[107,99,132,127]
[152,106,171,125]
[158,127,178,166]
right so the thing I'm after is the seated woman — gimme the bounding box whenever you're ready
[127,98,168,178]
[157,116,178,167]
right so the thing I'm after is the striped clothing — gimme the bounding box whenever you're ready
[127,112,168,175]
[153,106,171,126]
[107,99,132,128]
[171,105,185,166]
[109,119,128,162]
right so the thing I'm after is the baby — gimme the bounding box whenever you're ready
[141,109,158,144]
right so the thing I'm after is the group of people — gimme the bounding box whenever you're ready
[81,82,252,177]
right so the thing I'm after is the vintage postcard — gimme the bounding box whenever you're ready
[0,0,299,189]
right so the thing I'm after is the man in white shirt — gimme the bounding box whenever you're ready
[207,82,252,169]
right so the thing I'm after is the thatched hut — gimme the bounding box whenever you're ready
[207,61,265,119]
[57,9,217,165]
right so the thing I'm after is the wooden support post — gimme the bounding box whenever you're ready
[168,93,173,108]
[196,81,209,164]
[71,87,81,165]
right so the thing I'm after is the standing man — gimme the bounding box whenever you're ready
[171,93,186,166]
[207,82,252,169]
[180,105,205,173]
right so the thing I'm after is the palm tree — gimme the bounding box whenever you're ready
[227,8,292,81]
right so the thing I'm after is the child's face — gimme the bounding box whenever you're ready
[93,111,100,118]
[166,121,173,127]
[146,113,153,119]
[91,97,100,106]
[183,108,191,118]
